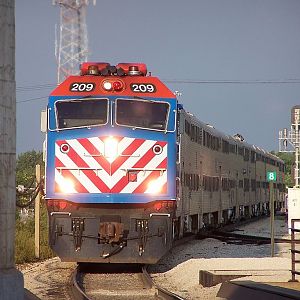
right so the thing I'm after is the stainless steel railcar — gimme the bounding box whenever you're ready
[174,108,285,237]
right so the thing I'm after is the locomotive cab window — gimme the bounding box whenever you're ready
[55,98,108,129]
[115,99,169,130]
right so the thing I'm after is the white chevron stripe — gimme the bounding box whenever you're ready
[55,137,168,194]
[55,144,100,193]
[120,144,168,193]
[117,136,135,154]
[110,139,158,184]
[67,138,112,188]
[87,136,104,155]
[68,138,158,189]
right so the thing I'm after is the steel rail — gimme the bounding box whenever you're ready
[69,266,91,300]
[142,266,186,300]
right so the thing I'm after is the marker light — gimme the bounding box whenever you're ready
[104,137,118,162]
[103,81,113,91]
[153,144,163,155]
[60,143,70,154]
[128,171,138,182]
[113,80,123,91]
[59,178,76,194]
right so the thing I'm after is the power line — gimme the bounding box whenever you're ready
[163,79,300,84]
[16,83,56,92]
[16,96,48,104]
[15,77,300,103]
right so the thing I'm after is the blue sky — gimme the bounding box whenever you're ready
[16,0,300,153]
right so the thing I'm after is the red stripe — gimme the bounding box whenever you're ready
[111,143,168,193]
[110,138,145,175]
[55,157,64,168]
[67,146,110,193]
[56,142,110,193]
[77,138,111,174]
[110,175,129,193]
[133,158,168,194]
[133,141,167,169]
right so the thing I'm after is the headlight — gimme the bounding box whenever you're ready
[59,178,76,194]
[145,178,165,194]
[104,136,118,162]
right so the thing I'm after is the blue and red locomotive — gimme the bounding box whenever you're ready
[42,62,286,264]
[43,63,177,263]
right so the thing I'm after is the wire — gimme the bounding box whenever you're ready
[16,96,48,104]
[16,83,56,92]
[14,78,300,105]
[163,79,300,84]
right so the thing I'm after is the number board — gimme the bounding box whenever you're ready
[70,82,95,92]
[130,83,156,93]
[267,171,277,182]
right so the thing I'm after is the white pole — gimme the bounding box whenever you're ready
[0,0,24,298]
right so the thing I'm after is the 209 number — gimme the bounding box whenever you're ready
[130,83,156,93]
[70,83,95,92]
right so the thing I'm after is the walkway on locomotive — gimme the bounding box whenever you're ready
[45,94,177,204]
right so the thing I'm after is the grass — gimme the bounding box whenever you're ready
[15,201,54,264]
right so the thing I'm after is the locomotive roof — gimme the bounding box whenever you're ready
[184,110,283,163]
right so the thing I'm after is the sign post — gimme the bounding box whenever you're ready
[267,171,276,257]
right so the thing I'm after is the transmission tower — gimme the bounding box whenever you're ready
[53,0,96,83]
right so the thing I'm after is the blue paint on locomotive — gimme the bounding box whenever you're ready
[45,95,177,204]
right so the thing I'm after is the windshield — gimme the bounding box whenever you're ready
[115,99,169,130]
[55,98,108,129]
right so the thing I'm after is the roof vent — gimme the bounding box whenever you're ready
[233,133,244,142]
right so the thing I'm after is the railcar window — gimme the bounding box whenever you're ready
[244,178,250,192]
[251,179,256,191]
[56,99,108,129]
[222,140,229,153]
[238,147,244,156]
[116,99,169,130]
[244,148,250,161]
[251,151,256,163]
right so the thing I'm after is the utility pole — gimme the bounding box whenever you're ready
[53,0,96,83]
[0,0,24,299]
[267,171,276,256]
[35,165,41,258]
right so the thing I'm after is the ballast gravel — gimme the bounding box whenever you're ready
[149,216,292,300]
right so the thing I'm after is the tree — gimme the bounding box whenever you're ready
[274,152,294,187]
[16,150,44,208]
[16,150,44,187]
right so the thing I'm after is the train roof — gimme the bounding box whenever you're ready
[183,110,284,164]
[50,62,176,99]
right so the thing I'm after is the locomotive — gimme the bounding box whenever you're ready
[41,62,285,264]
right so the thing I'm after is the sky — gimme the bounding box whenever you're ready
[15,0,300,154]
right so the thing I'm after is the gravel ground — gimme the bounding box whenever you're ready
[19,257,76,299]
[149,216,293,300]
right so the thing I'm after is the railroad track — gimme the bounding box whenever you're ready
[198,228,294,245]
[69,263,185,300]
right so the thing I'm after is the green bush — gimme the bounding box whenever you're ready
[15,201,54,264]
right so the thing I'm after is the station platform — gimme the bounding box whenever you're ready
[217,281,300,300]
